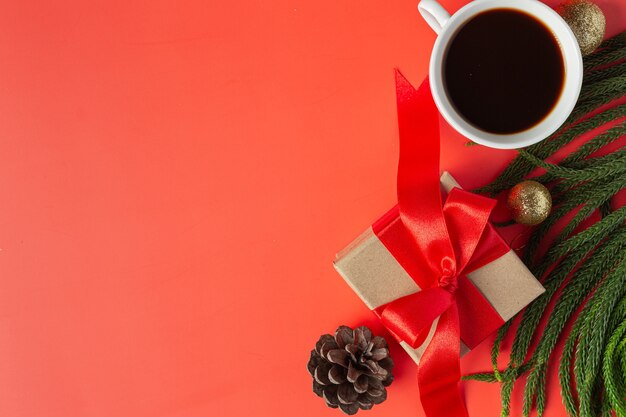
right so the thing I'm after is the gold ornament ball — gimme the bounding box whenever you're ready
[558,0,606,56]
[507,181,552,226]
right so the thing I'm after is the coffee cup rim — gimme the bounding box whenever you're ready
[429,0,583,149]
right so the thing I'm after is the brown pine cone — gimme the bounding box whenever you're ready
[307,325,394,415]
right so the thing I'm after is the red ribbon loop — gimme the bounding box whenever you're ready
[374,71,508,417]
[378,176,498,352]
[380,287,454,348]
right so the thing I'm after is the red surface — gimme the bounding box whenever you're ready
[0,1,623,417]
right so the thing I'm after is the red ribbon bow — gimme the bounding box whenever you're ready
[372,72,510,417]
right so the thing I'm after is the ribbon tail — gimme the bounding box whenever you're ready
[395,71,456,277]
[418,303,469,417]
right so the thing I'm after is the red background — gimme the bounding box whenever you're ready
[0,1,623,416]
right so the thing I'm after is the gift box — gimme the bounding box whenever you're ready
[332,72,546,417]
[334,171,545,364]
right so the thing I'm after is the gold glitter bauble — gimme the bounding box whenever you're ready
[507,181,552,226]
[558,0,606,56]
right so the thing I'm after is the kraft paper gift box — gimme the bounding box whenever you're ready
[334,171,545,364]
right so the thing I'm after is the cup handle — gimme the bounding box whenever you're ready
[418,0,451,35]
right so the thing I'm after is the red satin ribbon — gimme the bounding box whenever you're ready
[372,71,511,417]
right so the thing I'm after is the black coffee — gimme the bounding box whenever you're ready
[443,9,564,134]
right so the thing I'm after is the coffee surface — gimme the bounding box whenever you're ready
[444,9,564,134]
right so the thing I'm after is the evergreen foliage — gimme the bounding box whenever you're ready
[463,31,626,417]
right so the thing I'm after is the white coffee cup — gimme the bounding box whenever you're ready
[418,0,583,149]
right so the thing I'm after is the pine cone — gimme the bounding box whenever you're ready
[307,325,394,415]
